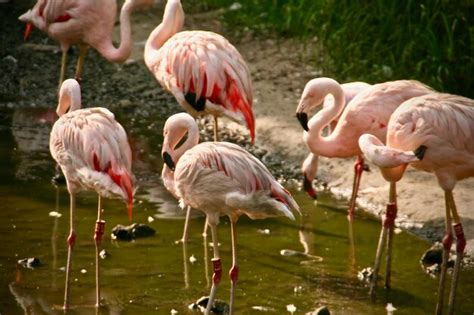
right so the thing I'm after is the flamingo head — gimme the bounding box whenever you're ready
[301,153,318,199]
[296,78,335,131]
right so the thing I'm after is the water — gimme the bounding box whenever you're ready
[1,107,473,315]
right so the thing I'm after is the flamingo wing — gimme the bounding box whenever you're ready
[153,31,254,141]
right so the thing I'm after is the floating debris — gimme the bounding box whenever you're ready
[357,267,374,283]
[257,228,271,235]
[280,249,323,262]
[17,257,41,269]
[81,269,87,274]
[147,216,155,223]
[251,305,275,312]
[111,223,156,241]
[170,309,178,315]
[286,304,296,314]
[386,303,397,314]
[99,249,108,259]
[188,296,229,314]
[48,211,62,218]
[189,255,197,264]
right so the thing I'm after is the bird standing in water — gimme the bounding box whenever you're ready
[359,92,474,315]
[161,113,298,315]
[296,78,432,219]
[49,79,134,309]
[144,0,255,143]
[19,0,150,88]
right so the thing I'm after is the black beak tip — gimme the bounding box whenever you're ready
[414,145,427,160]
[162,152,175,171]
[303,174,317,200]
[296,112,309,131]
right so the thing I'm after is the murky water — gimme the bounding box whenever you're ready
[1,107,473,315]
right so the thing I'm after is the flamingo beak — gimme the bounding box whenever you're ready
[296,112,309,131]
[24,22,33,41]
[303,173,317,200]
[414,145,427,160]
[162,151,175,171]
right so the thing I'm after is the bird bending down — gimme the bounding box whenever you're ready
[49,79,134,309]
[161,113,298,315]
[296,78,433,220]
[145,0,255,143]
[301,81,371,199]
[19,0,150,88]
[358,92,474,315]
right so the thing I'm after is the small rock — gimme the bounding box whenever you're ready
[17,257,41,269]
[420,242,455,276]
[357,267,374,283]
[188,296,229,314]
[99,249,108,259]
[307,305,330,315]
[286,304,296,314]
[111,223,156,241]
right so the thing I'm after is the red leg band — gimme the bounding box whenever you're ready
[442,230,453,251]
[383,202,397,228]
[229,265,239,283]
[212,258,222,285]
[453,223,466,253]
[67,231,76,248]
[94,220,106,242]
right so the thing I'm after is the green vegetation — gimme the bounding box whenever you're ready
[187,0,474,97]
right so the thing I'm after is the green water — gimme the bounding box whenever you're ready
[0,107,473,315]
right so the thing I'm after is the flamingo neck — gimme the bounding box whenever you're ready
[144,0,184,69]
[57,79,82,116]
[173,122,199,162]
[95,0,134,63]
[304,81,347,157]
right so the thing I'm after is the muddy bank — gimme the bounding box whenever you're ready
[2,1,473,262]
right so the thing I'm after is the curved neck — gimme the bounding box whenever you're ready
[173,122,199,162]
[57,79,82,116]
[144,0,184,68]
[95,0,134,62]
[303,80,347,157]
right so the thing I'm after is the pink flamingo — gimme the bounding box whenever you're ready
[161,113,298,315]
[49,79,134,309]
[301,81,371,199]
[145,0,255,143]
[19,0,150,87]
[296,78,433,219]
[359,93,474,315]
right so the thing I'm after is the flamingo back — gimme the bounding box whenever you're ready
[151,31,255,141]
[50,107,133,206]
[174,142,297,221]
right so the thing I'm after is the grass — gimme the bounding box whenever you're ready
[185,0,474,98]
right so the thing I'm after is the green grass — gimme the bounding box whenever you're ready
[185,0,474,98]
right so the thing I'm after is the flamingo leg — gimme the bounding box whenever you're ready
[229,218,239,315]
[213,116,219,142]
[182,240,189,288]
[63,193,77,310]
[181,206,192,242]
[94,195,105,308]
[384,182,398,289]
[446,191,465,315]
[203,232,211,287]
[435,191,453,315]
[58,48,68,91]
[348,155,365,220]
[74,44,89,85]
[369,182,397,299]
[202,217,209,237]
[205,223,221,315]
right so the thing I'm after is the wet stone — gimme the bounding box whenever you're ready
[308,305,331,315]
[188,296,229,314]
[18,257,41,269]
[420,242,455,276]
[111,223,156,241]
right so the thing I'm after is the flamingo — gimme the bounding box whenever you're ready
[144,0,255,143]
[49,79,134,309]
[18,0,150,88]
[358,92,474,315]
[301,81,372,199]
[161,113,299,315]
[295,78,433,220]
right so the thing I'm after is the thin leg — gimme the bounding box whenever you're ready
[205,223,221,315]
[347,219,356,273]
[435,191,453,315]
[446,191,465,315]
[181,206,192,242]
[64,193,77,310]
[203,232,210,287]
[213,116,219,142]
[348,155,364,220]
[384,182,398,289]
[58,48,68,91]
[369,182,397,299]
[74,44,89,85]
[182,240,189,288]
[229,219,239,315]
[202,217,209,237]
[94,195,105,308]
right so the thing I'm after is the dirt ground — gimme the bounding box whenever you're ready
[2,1,473,260]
